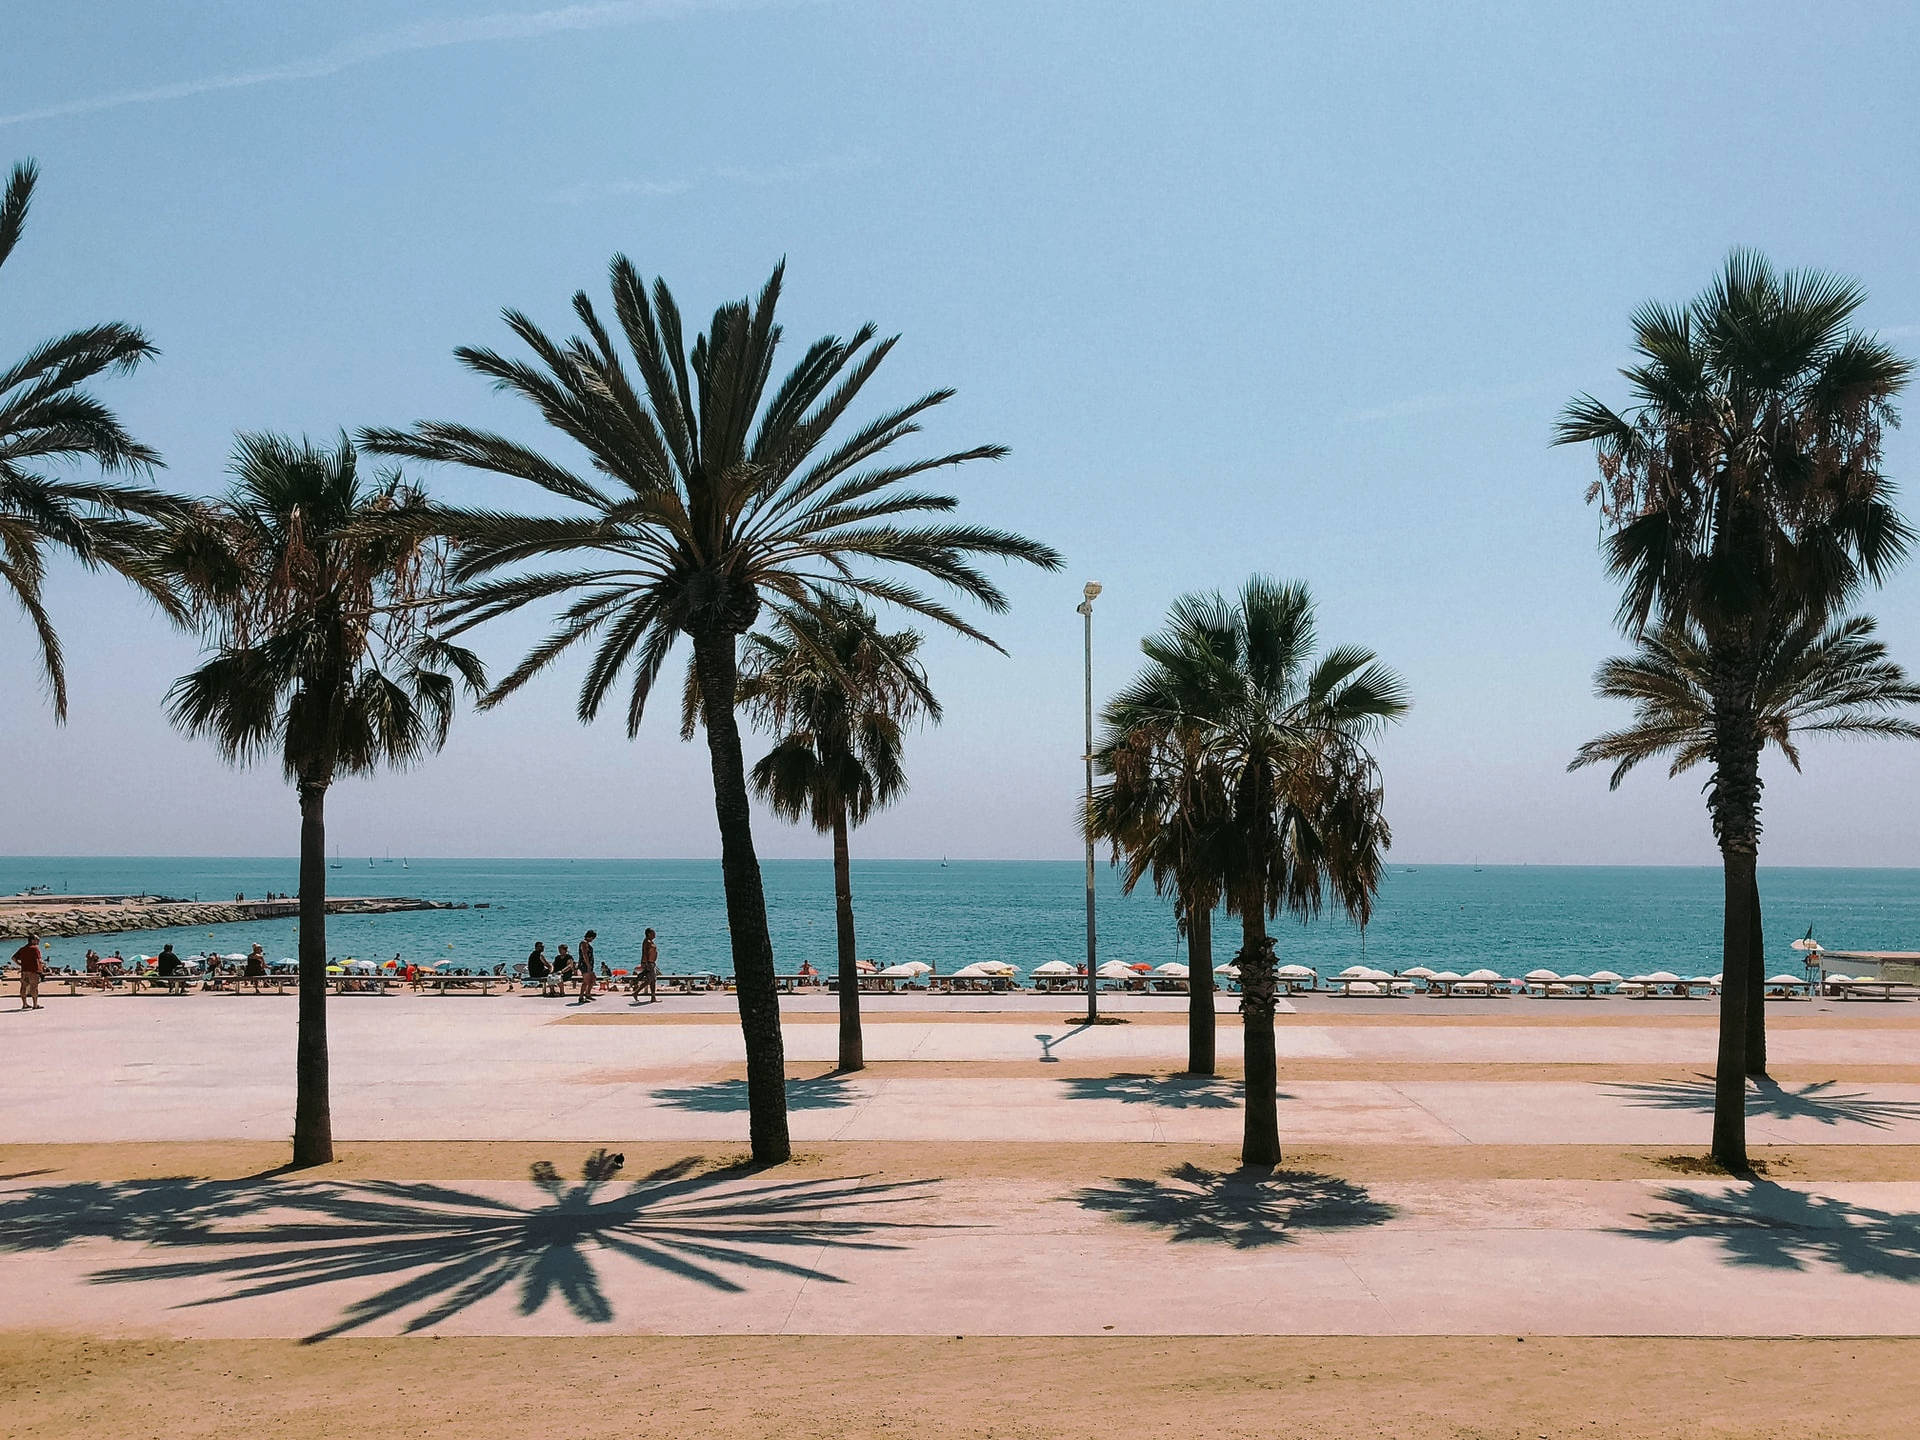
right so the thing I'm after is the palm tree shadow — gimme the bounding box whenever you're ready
[1071,1163,1397,1249]
[653,1075,861,1112]
[1059,1073,1245,1110]
[0,1150,945,1342]
[1606,1078,1920,1130]
[1615,1181,1920,1281]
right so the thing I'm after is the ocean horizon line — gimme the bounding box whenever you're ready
[5,854,1920,874]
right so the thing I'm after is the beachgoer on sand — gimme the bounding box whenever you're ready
[157,943,187,995]
[244,945,267,993]
[527,941,551,994]
[12,934,44,1010]
[578,930,598,1002]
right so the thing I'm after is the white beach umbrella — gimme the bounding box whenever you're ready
[1338,965,1371,978]
[1767,973,1807,986]
[1462,968,1503,983]
[950,963,997,978]
[1276,964,1316,978]
[1686,976,1712,985]
[1097,960,1137,979]
[1523,969,1561,982]
[1644,971,1682,984]
[1430,971,1464,983]
[1355,967,1393,983]
[1400,966,1436,979]
[1348,981,1382,996]
[1711,973,1724,984]
[1154,962,1190,977]
[878,962,927,978]
[1031,961,1076,976]
[1590,970,1623,983]
[1559,973,1593,985]
[221,953,247,961]
[1215,963,1242,978]
[976,961,1017,976]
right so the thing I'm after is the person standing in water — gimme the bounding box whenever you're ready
[577,929,598,1002]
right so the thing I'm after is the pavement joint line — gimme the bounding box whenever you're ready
[1382,1082,1474,1144]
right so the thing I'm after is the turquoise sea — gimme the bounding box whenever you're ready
[5,857,1919,980]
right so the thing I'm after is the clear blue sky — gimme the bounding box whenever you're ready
[6,1,1920,866]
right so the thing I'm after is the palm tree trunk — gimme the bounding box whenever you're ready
[1707,673,1763,1172]
[1186,900,1215,1076]
[1238,892,1280,1169]
[292,778,333,1168]
[1745,871,1768,1078]
[831,804,862,1072]
[692,629,791,1165]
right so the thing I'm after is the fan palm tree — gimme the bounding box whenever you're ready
[1557,251,1912,1168]
[1102,578,1407,1166]
[726,594,938,1071]
[164,434,484,1168]
[1,158,183,715]
[359,259,1061,1163]
[1089,710,1233,1075]
[1572,611,1920,1075]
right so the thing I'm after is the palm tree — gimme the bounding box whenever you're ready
[1557,252,1912,1169]
[359,260,1061,1164]
[1571,612,1920,1075]
[1,158,183,715]
[1089,708,1232,1075]
[164,434,484,1168]
[726,594,938,1071]
[1102,578,1407,1166]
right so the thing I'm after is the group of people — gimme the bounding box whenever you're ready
[524,928,661,1002]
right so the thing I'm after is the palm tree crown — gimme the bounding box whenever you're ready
[1556,249,1911,642]
[360,258,1060,723]
[1,158,181,716]
[1108,578,1408,931]
[165,433,484,783]
[733,594,938,833]
[1571,612,1920,790]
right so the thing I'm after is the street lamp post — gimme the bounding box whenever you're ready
[1077,581,1102,1022]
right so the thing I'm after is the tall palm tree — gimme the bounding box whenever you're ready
[1,158,183,715]
[1102,578,1407,1166]
[725,594,938,1071]
[1572,612,1920,1075]
[165,434,484,1168]
[1089,709,1232,1075]
[360,260,1061,1163]
[1557,251,1912,1169]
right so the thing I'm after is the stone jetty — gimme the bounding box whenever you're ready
[0,892,461,941]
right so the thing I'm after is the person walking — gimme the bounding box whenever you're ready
[635,928,659,1004]
[12,934,44,1010]
[577,930,598,1003]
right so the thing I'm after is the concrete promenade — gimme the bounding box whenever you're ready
[6,991,1920,1352]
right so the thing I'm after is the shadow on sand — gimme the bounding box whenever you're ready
[0,1150,939,1341]
[1606,1078,1920,1130]
[1072,1163,1397,1249]
[1617,1180,1920,1281]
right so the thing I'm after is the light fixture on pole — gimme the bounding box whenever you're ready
[1077,581,1102,1022]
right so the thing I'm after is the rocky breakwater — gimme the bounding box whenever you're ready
[0,893,462,941]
